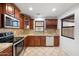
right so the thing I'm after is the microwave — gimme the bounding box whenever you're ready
[12,20,19,28]
[4,14,19,28]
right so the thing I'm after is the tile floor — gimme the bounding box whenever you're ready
[20,47,67,56]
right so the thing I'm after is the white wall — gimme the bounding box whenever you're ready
[58,5,79,56]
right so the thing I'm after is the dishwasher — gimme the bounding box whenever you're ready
[46,36,54,46]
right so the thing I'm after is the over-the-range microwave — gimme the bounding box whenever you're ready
[4,14,19,28]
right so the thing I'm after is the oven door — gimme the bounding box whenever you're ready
[13,40,24,56]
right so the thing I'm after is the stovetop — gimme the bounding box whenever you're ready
[0,32,24,43]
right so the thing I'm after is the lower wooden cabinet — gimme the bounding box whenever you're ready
[24,36,30,47]
[24,36,46,47]
[40,36,46,46]
[54,36,60,46]
[29,36,35,46]
[0,46,12,56]
[24,36,59,47]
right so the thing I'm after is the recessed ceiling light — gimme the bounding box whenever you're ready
[52,8,56,12]
[29,7,33,11]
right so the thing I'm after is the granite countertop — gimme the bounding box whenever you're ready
[0,29,60,53]
[15,29,60,37]
[0,43,13,52]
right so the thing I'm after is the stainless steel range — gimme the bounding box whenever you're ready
[0,32,14,43]
[0,32,24,56]
[13,37,24,56]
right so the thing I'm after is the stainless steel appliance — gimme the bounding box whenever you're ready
[13,37,24,56]
[0,32,14,43]
[2,14,19,28]
[0,32,24,56]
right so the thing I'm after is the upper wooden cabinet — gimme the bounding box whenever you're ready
[0,4,3,14]
[2,3,15,17]
[0,3,20,19]
[29,19,34,29]
[20,14,31,29]
[0,14,1,28]
[14,5,20,20]
[46,19,57,29]
[20,14,24,29]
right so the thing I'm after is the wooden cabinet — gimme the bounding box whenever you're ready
[2,3,15,17]
[40,36,46,46]
[33,36,45,46]
[0,3,20,19]
[54,36,60,46]
[24,36,29,47]
[0,3,22,28]
[28,36,35,46]
[33,36,40,46]
[0,4,3,14]
[46,19,57,29]
[0,14,4,28]
[0,46,12,56]
[20,14,31,29]
[20,14,24,29]
[24,36,46,47]
[14,6,20,20]
[24,36,59,47]
[30,19,34,29]
[24,36,30,46]
[0,14,1,28]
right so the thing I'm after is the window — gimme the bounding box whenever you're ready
[61,14,74,39]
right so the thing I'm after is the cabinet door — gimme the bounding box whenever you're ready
[15,8,20,19]
[20,15,24,29]
[0,46,12,56]
[30,19,33,29]
[54,36,59,46]
[29,36,35,46]
[0,14,1,28]
[46,19,57,29]
[6,3,14,16]
[40,36,46,46]
[0,4,3,14]
[34,36,40,46]
[24,37,28,47]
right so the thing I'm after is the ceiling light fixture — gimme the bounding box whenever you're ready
[29,7,33,11]
[52,8,56,12]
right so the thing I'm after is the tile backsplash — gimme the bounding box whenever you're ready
[0,28,29,36]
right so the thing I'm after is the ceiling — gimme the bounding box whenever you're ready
[15,3,78,19]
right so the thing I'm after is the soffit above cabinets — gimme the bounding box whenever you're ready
[15,3,78,19]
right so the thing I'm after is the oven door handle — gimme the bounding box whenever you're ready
[13,39,24,45]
